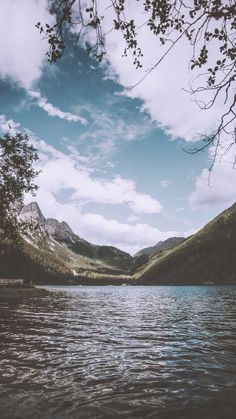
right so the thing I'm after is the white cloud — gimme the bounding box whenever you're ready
[21,137,187,254]
[85,4,235,215]
[28,90,87,124]
[27,188,178,255]
[0,0,53,89]
[77,212,178,255]
[32,138,162,215]
[190,143,236,209]
[80,2,231,143]
[73,101,154,162]
[0,115,20,133]
[127,215,140,224]
[160,179,171,188]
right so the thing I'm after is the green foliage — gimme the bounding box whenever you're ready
[135,237,185,257]
[0,237,72,284]
[137,202,236,284]
[0,132,39,243]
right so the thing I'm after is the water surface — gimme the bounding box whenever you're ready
[0,286,236,418]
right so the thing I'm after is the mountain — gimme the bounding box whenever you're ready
[135,237,185,257]
[1,201,236,285]
[0,202,141,285]
[136,202,236,285]
[20,202,135,271]
[19,202,75,242]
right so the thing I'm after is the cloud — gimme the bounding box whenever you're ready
[28,90,87,124]
[27,187,178,255]
[80,2,231,143]
[0,115,20,133]
[190,143,236,209]
[21,137,187,254]
[72,101,154,162]
[32,137,162,215]
[127,215,140,224]
[160,179,171,188]
[0,0,53,89]
[76,212,179,255]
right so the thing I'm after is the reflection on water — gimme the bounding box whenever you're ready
[0,286,236,418]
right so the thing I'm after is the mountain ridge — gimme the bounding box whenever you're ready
[134,237,186,257]
[17,201,136,275]
[136,202,236,285]
[1,201,236,285]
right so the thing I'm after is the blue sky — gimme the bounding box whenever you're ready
[0,0,235,254]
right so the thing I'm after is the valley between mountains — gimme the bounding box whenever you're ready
[1,201,236,285]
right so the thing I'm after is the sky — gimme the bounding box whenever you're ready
[0,0,235,255]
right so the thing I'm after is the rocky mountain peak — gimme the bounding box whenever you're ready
[45,218,75,243]
[18,202,78,244]
[17,201,133,272]
[19,202,44,222]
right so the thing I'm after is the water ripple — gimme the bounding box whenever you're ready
[0,285,236,418]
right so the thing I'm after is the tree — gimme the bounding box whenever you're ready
[37,0,236,163]
[0,132,39,243]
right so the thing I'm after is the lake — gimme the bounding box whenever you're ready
[0,285,236,418]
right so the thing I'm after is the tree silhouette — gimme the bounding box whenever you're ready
[0,132,39,243]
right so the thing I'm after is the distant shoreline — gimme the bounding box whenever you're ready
[0,287,51,302]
